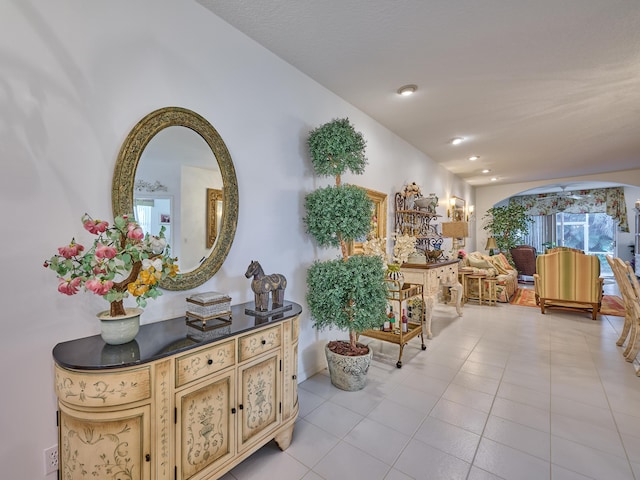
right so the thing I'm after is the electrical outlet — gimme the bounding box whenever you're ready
[44,445,58,475]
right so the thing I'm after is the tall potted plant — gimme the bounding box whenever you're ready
[304,118,388,391]
[483,203,531,263]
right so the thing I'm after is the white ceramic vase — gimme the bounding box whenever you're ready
[97,307,143,345]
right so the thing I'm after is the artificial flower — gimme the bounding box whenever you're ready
[44,213,179,316]
[58,241,84,259]
[95,243,117,259]
[82,215,109,234]
[58,277,82,296]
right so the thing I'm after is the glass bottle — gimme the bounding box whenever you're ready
[401,308,408,332]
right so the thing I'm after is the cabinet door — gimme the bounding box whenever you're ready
[282,342,298,420]
[238,351,281,452]
[176,370,235,480]
[59,403,151,480]
[281,318,298,420]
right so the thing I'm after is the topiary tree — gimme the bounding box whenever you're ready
[304,118,387,356]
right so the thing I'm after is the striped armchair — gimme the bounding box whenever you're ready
[533,249,604,320]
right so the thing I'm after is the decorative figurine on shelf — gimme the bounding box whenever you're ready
[245,260,287,311]
[414,192,438,213]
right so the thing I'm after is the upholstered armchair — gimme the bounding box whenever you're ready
[533,249,603,320]
[510,245,537,279]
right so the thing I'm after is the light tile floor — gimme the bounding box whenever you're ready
[225,286,640,480]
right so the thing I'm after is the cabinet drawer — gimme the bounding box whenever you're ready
[401,270,425,286]
[176,339,235,387]
[238,325,281,362]
[55,364,151,408]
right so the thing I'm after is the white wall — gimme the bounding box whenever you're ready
[0,1,471,477]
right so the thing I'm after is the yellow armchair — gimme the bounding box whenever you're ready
[533,249,603,320]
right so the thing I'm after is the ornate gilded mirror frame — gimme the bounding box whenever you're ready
[112,107,239,290]
[450,196,465,222]
[348,187,387,255]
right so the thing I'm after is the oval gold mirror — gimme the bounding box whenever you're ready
[112,107,238,290]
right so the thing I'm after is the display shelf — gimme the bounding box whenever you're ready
[394,192,444,257]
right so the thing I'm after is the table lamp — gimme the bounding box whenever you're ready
[485,236,498,255]
[442,221,469,254]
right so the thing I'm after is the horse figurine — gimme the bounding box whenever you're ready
[244,260,287,311]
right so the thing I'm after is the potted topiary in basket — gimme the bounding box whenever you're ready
[304,118,388,391]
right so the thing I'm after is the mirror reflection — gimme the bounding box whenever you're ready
[112,107,238,291]
[134,127,223,272]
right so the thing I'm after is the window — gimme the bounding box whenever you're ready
[521,212,615,276]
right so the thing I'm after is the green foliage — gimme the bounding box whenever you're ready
[307,255,387,333]
[304,185,373,248]
[304,118,388,352]
[307,118,367,177]
[483,203,531,253]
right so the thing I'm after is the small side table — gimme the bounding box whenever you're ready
[465,274,486,304]
[484,277,497,306]
[458,268,474,303]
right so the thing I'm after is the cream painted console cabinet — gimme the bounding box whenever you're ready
[53,301,301,480]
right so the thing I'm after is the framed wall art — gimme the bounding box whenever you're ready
[348,187,387,255]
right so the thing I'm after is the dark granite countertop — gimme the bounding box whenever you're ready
[53,301,302,371]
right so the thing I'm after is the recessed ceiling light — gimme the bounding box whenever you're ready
[490,177,498,182]
[397,84,417,96]
[468,155,480,161]
[450,137,465,145]
[482,169,491,174]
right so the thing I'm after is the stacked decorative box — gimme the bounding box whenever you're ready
[185,291,232,332]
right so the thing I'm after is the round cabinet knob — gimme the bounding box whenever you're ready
[261,339,266,345]
[207,359,213,365]
[145,454,151,462]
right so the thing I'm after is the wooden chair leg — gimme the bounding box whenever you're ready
[617,310,633,347]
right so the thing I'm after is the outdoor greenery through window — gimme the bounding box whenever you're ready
[521,213,615,276]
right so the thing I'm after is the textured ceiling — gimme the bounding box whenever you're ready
[196,0,640,188]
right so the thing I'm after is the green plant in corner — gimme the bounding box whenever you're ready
[304,118,387,359]
[482,202,531,263]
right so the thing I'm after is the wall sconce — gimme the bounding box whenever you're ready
[448,197,456,219]
[485,236,498,256]
[467,205,474,222]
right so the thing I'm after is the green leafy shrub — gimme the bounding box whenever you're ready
[304,118,387,353]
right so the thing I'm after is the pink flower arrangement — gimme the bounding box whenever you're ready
[457,249,467,259]
[44,214,179,317]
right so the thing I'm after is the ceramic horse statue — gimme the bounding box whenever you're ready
[245,260,287,311]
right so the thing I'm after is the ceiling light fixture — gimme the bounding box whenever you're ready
[490,177,498,182]
[482,169,491,174]
[450,137,465,145]
[468,155,480,161]
[397,84,417,96]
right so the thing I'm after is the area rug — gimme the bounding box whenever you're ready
[510,288,625,317]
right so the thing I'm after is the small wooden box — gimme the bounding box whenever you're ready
[186,291,231,320]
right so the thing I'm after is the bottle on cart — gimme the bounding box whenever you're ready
[383,305,392,331]
[389,308,396,332]
[401,308,408,332]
